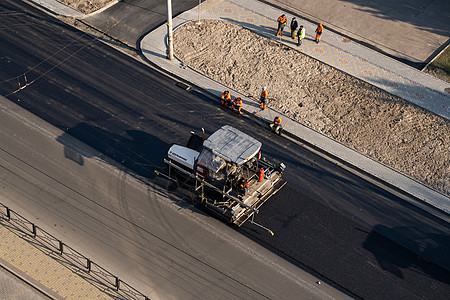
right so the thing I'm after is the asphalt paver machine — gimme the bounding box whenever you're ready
[164,125,286,228]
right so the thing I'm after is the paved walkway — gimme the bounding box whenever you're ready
[0,209,128,299]
[186,0,450,119]
[262,0,450,66]
[4,0,450,298]
[141,0,449,214]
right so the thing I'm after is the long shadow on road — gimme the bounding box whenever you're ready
[60,122,170,179]
[239,184,450,300]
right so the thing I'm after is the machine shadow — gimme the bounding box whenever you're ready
[363,224,450,281]
[57,122,170,180]
[56,122,222,221]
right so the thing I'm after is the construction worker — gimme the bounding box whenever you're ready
[315,23,323,43]
[260,86,268,110]
[244,181,250,195]
[232,97,243,112]
[276,14,287,36]
[221,90,231,106]
[297,25,305,46]
[290,17,298,39]
[270,116,282,135]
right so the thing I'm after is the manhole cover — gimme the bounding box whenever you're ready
[342,37,351,43]
[445,87,450,94]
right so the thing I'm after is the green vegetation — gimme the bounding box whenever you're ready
[430,46,450,73]
[426,46,450,83]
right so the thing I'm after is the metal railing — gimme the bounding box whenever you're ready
[0,203,150,300]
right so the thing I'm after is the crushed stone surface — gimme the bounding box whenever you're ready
[174,20,449,195]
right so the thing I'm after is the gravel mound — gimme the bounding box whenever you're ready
[174,20,449,195]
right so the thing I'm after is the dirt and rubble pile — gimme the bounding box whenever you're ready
[174,20,449,195]
[59,0,112,14]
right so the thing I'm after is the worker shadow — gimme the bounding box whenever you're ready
[221,17,312,49]
[57,122,170,179]
[362,225,450,283]
[222,17,277,40]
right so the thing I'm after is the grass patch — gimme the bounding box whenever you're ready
[425,45,450,83]
[430,46,450,74]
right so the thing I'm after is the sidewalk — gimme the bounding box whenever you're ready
[6,0,450,297]
[140,0,449,215]
[145,0,450,120]
[0,213,123,300]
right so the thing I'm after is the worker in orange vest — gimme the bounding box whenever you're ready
[259,86,268,110]
[232,97,243,112]
[221,90,231,106]
[270,116,283,135]
[258,168,264,182]
[276,14,287,36]
[315,23,323,43]
[244,181,250,195]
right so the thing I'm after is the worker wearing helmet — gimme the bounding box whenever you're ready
[315,23,323,43]
[232,97,243,112]
[297,25,305,46]
[260,87,268,110]
[270,116,282,135]
[276,14,287,36]
[221,90,231,106]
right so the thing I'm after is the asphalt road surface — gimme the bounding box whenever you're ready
[1,93,349,300]
[1,1,449,299]
[84,0,200,48]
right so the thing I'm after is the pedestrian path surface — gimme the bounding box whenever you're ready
[190,0,450,119]
[0,213,124,299]
[5,0,450,298]
[141,0,449,215]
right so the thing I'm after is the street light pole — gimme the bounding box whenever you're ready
[197,0,202,25]
[167,0,174,60]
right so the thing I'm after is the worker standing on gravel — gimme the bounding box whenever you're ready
[315,22,323,43]
[297,25,305,46]
[290,17,298,39]
[276,14,287,36]
[260,87,268,110]
[221,90,231,106]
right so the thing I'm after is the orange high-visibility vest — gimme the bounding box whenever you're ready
[261,90,268,99]
[221,91,231,100]
[274,117,281,125]
[278,16,287,25]
[316,24,323,34]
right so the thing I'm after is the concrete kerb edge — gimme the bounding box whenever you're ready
[80,0,120,19]
[76,18,137,51]
[255,0,438,73]
[158,53,450,219]
[422,41,450,71]
[0,262,56,300]
[32,0,450,214]
[29,0,84,18]
[236,15,450,108]
[231,0,450,97]
[266,33,450,122]
[143,15,450,216]
[0,232,59,300]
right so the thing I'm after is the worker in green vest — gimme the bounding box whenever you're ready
[297,25,305,46]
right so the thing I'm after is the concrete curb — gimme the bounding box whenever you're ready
[141,8,450,216]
